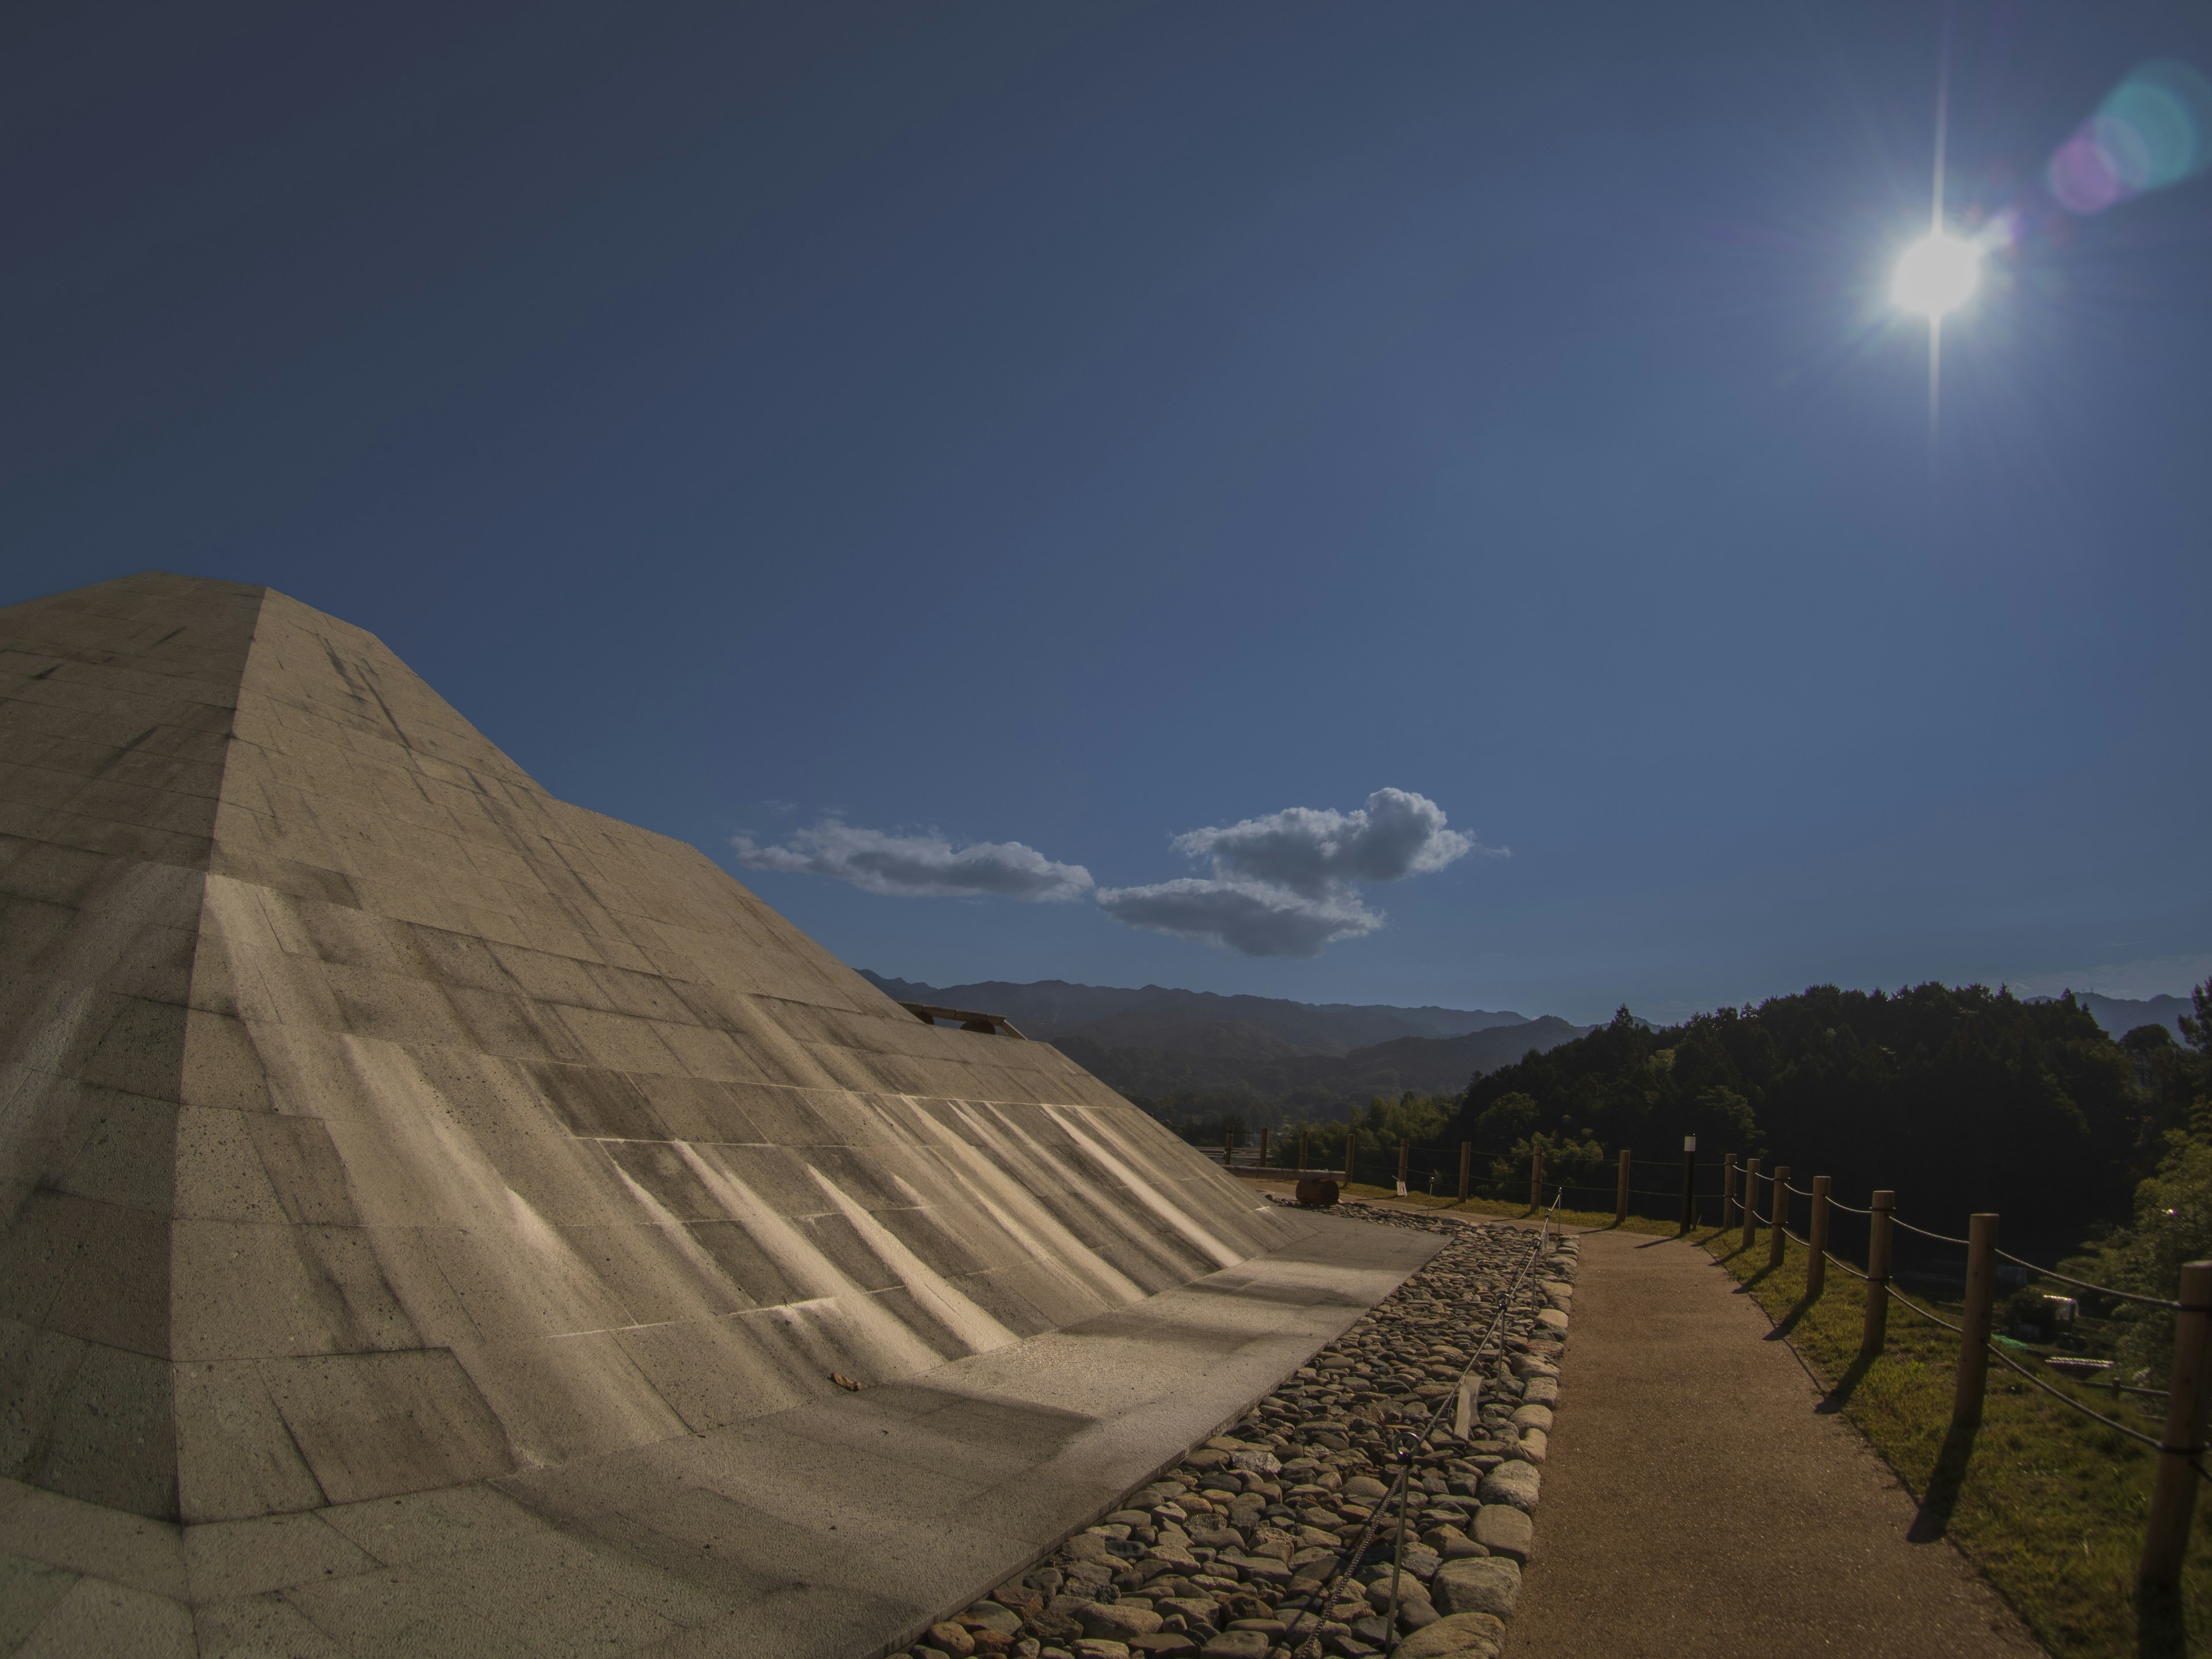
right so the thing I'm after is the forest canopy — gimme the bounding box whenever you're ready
[1446,982,2194,1244]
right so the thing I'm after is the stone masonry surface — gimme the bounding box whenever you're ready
[0,573,1355,1656]
[904,1207,1575,1659]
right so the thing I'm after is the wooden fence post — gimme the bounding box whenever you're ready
[1258,1128,1270,1169]
[1224,1128,1235,1169]
[1615,1149,1630,1225]
[1861,1190,1894,1358]
[1344,1125,1355,1184]
[2141,1260,2212,1588]
[1806,1175,1831,1299]
[1298,1129,1309,1173]
[1767,1166,1789,1270]
[1397,1139,1410,1196]
[1952,1213,1999,1431]
[1679,1136,1697,1233]
[1740,1158,1760,1249]
[1457,1142,1472,1203]
[1529,1143,1543,1211]
[1723,1153,1738,1228]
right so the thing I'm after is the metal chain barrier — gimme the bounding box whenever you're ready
[1285,1191,1565,1659]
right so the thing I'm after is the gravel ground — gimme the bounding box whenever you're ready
[892,1206,1575,1659]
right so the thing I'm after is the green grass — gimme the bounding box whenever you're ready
[1685,1220,2212,1658]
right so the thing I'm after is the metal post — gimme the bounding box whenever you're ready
[1952,1213,1999,1431]
[1679,1135,1697,1233]
[1806,1176,1831,1299]
[1740,1157,1760,1249]
[1767,1166,1789,1270]
[1298,1129,1309,1173]
[1861,1190,1894,1358]
[1259,1127,1269,1169]
[2141,1260,2212,1587]
[1615,1149,1630,1225]
[1457,1142,1471,1202]
[1723,1153,1737,1228]
[1224,1127,1235,1169]
[1345,1115,1357,1184]
[1529,1142,1543,1211]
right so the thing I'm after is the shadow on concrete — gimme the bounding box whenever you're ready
[2137,1582,2188,1658]
[1906,1422,1980,1542]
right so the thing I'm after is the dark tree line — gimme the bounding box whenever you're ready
[1448,982,2186,1245]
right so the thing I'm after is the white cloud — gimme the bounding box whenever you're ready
[1172,787,1501,893]
[731,819,1093,902]
[1094,877,1384,958]
[1097,788,1495,959]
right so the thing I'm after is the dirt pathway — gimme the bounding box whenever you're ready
[1502,1228,2042,1658]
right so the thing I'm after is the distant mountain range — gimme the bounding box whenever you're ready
[860,972,1591,1121]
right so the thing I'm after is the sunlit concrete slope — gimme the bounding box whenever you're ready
[0,572,1306,1555]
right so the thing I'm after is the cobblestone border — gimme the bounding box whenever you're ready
[897,1207,1575,1659]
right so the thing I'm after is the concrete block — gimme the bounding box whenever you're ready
[0,1548,80,1649]
[8,1572,194,1658]
[181,1510,377,1602]
[0,1483,187,1599]
[259,1350,516,1505]
[192,1592,350,1658]
[173,1359,328,1522]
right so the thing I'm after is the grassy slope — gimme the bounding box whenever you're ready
[1314,1182,2212,1655]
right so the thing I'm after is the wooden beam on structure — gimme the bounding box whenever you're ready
[897,1002,1028,1039]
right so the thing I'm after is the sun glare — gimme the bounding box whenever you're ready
[1892,232,1982,317]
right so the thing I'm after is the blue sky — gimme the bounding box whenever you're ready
[6,2,2209,1024]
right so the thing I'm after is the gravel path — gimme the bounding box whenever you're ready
[1501,1228,2043,1659]
[893,1206,1574,1659]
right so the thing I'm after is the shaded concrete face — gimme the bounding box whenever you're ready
[0,573,1304,1531]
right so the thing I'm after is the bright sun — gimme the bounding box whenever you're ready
[1892,232,1982,317]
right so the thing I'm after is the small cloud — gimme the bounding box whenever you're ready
[1172,787,1498,893]
[1097,788,1496,959]
[730,818,1093,903]
[1095,877,1381,959]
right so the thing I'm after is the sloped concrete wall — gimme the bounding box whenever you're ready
[0,573,1306,1534]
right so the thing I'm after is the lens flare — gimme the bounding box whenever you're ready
[1892,233,1982,316]
[2048,59,2212,214]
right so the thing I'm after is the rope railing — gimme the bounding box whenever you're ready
[1890,1217,1974,1247]
[1884,1280,1964,1334]
[1994,1249,2183,1310]
[1289,1126,2212,1591]
[1984,1340,2162,1451]
[1695,1148,2212,1594]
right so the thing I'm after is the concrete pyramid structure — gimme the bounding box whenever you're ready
[0,573,1391,1656]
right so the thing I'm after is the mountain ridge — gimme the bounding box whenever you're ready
[860,972,1593,1125]
[859,972,1530,1056]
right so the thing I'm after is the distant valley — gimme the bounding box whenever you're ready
[861,972,1592,1124]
